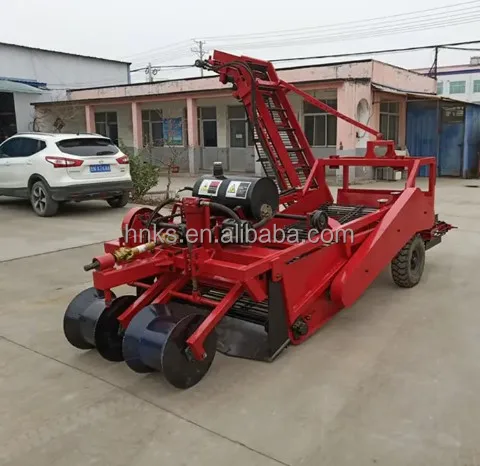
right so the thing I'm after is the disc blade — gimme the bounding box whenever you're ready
[161,314,217,389]
[95,295,137,362]
[122,304,170,373]
[64,288,111,350]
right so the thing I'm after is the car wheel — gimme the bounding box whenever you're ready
[107,193,130,208]
[30,181,59,217]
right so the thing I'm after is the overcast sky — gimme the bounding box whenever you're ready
[2,0,480,85]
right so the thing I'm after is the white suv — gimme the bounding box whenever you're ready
[0,132,133,217]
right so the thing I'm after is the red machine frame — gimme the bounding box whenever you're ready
[66,50,453,387]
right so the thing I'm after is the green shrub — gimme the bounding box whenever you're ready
[119,142,160,201]
[129,153,161,201]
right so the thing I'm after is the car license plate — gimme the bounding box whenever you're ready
[90,164,111,173]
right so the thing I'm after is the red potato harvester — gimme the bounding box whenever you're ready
[63,51,454,389]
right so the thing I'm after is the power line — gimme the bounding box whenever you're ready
[127,12,479,70]
[115,1,480,69]
[270,39,480,63]
[45,39,480,89]
[201,0,480,41]
[206,9,480,51]
[440,46,480,52]
[130,64,193,73]
[117,40,192,61]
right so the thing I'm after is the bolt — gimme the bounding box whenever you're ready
[202,352,207,360]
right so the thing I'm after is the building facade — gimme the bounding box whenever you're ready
[416,57,480,104]
[0,42,131,140]
[33,58,437,178]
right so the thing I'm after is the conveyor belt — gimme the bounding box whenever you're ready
[281,204,379,242]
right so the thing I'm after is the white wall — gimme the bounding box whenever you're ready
[0,42,130,135]
[13,93,43,132]
[0,43,130,90]
[437,72,480,103]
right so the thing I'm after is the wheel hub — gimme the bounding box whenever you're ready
[33,186,46,213]
[410,250,419,270]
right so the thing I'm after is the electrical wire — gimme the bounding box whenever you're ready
[116,40,192,61]
[44,39,480,89]
[130,64,194,72]
[201,0,480,41]
[206,9,480,51]
[114,1,480,71]
[269,39,480,63]
[440,46,480,52]
[123,2,480,65]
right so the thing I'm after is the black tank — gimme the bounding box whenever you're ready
[192,173,279,220]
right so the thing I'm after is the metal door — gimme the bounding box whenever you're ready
[439,104,464,177]
[406,101,438,177]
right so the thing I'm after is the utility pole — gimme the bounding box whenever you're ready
[146,62,153,82]
[428,46,439,81]
[192,39,206,77]
[144,62,159,83]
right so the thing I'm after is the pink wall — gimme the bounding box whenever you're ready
[372,62,435,94]
[37,59,434,157]
[68,61,373,102]
[336,81,373,151]
[84,105,95,132]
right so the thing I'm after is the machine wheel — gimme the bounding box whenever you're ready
[391,234,426,288]
[30,181,59,217]
[63,287,116,350]
[94,295,137,362]
[123,304,217,389]
[107,193,129,208]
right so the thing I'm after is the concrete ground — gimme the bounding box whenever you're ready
[0,177,479,466]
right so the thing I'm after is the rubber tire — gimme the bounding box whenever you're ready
[391,234,426,288]
[107,193,129,208]
[30,180,59,217]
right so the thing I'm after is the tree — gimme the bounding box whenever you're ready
[143,109,187,199]
[159,116,188,198]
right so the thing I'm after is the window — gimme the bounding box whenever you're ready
[379,102,400,143]
[474,80,480,93]
[449,81,466,94]
[437,81,443,94]
[442,104,464,123]
[197,107,217,147]
[56,138,119,156]
[142,109,163,146]
[0,137,45,157]
[303,99,337,147]
[95,112,118,145]
[228,106,254,148]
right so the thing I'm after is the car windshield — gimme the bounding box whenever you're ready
[56,138,119,156]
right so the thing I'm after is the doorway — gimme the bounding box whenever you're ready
[0,93,17,142]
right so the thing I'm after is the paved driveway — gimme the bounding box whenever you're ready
[0,179,479,466]
[0,198,129,261]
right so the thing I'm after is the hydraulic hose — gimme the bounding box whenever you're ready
[200,201,242,223]
[176,186,193,195]
[145,198,176,229]
[251,216,272,230]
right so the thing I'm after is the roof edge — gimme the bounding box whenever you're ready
[0,41,131,65]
